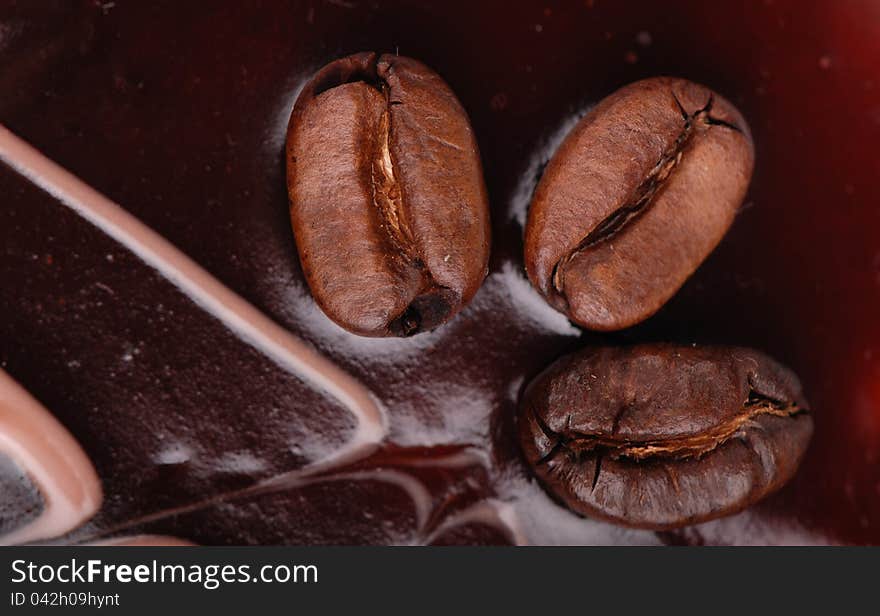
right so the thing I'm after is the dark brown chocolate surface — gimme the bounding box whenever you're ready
[1,0,879,544]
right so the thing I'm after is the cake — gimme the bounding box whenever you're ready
[1,0,878,545]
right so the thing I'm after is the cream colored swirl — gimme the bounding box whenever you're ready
[0,124,387,473]
[424,499,526,545]
[0,369,102,545]
[0,125,525,546]
[88,447,522,545]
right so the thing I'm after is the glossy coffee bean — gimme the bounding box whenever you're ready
[519,344,813,530]
[286,52,491,337]
[525,78,754,331]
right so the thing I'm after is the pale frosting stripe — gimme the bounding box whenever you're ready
[83,447,522,545]
[0,124,388,472]
[0,125,527,547]
[423,499,527,545]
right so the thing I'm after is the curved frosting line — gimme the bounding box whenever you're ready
[0,124,387,468]
[293,469,434,535]
[424,499,526,545]
[77,447,523,545]
[0,370,102,545]
[258,470,525,546]
[83,468,435,544]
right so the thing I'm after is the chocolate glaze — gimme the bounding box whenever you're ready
[1,0,879,544]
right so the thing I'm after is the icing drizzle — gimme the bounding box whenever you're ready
[0,124,523,545]
[0,124,386,472]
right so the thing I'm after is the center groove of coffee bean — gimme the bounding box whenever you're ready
[371,107,417,259]
[369,87,458,336]
[535,400,806,465]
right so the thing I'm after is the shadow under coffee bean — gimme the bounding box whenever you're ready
[518,344,814,530]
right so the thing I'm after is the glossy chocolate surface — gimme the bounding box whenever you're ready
[1,0,879,544]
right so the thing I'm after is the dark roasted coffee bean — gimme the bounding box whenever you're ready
[519,344,813,529]
[286,52,491,337]
[524,78,754,331]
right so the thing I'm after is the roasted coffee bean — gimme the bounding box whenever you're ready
[519,344,813,530]
[286,52,491,337]
[524,78,754,331]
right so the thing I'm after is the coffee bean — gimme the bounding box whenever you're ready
[286,52,491,337]
[524,78,754,331]
[519,344,813,529]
